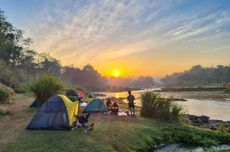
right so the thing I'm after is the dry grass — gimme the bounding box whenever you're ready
[0,94,34,147]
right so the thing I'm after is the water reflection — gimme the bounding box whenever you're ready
[94,90,230,121]
[115,93,119,98]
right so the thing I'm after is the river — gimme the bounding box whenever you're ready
[94,90,230,121]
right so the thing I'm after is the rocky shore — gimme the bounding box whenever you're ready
[187,114,230,131]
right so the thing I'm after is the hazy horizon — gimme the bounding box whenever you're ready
[1,0,229,77]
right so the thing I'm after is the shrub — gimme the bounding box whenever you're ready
[0,83,15,103]
[140,91,183,121]
[224,89,230,94]
[65,88,77,97]
[14,83,27,93]
[161,125,230,147]
[28,75,64,103]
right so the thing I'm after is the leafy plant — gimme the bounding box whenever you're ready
[161,125,230,147]
[140,91,183,121]
[28,75,64,103]
[224,89,230,94]
[65,88,77,97]
[0,83,15,103]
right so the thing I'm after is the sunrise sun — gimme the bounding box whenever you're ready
[113,69,121,77]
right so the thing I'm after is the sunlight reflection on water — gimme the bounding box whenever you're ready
[95,90,230,121]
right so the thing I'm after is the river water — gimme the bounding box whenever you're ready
[94,90,230,121]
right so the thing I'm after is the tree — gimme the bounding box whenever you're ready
[161,65,230,86]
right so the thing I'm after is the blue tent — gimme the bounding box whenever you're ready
[27,95,79,130]
[83,98,108,113]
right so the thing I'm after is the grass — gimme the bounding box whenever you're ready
[1,94,230,152]
[0,109,10,116]
[140,91,183,121]
[224,89,230,94]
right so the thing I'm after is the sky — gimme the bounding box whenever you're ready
[0,0,230,77]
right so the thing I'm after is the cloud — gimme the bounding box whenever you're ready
[23,0,230,66]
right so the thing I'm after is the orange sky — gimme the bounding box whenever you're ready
[1,0,230,77]
[90,46,230,77]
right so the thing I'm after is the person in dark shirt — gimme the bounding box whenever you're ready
[127,90,135,116]
[106,98,112,112]
[111,102,119,115]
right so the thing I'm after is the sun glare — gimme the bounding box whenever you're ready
[113,69,121,77]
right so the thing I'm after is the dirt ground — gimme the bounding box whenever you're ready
[0,94,35,145]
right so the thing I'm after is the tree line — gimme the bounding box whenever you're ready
[0,9,155,91]
[161,65,230,87]
[108,76,155,89]
[0,9,109,91]
[0,10,62,88]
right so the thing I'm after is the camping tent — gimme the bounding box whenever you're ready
[27,94,79,130]
[29,99,43,109]
[83,98,108,113]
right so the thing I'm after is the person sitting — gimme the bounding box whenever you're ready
[76,113,90,128]
[111,102,119,115]
[75,89,85,103]
[106,98,112,111]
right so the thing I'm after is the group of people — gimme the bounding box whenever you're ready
[73,90,136,132]
[106,90,136,116]
[106,99,119,115]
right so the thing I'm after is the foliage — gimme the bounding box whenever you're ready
[14,83,27,93]
[108,76,155,88]
[224,89,230,94]
[161,125,230,147]
[28,75,64,103]
[0,10,62,89]
[65,88,77,97]
[65,88,78,102]
[0,108,10,116]
[0,83,15,103]
[61,64,108,91]
[162,65,230,87]
[140,91,183,121]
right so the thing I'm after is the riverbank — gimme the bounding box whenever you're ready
[187,114,230,132]
[1,94,230,152]
[161,87,228,92]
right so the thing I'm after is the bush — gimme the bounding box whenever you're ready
[65,89,78,102]
[140,91,183,121]
[161,125,230,147]
[65,88,77,97]
[28,75,64,103]
[14,83,27,93]
[0,83,15,103]
[224,89,230,94]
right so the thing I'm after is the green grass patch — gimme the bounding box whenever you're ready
[2,117,230,152]
[0,109,10,116]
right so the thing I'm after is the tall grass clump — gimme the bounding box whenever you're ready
[140,91,183,121]
[28,75,64,103]
[0,83,15,104]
